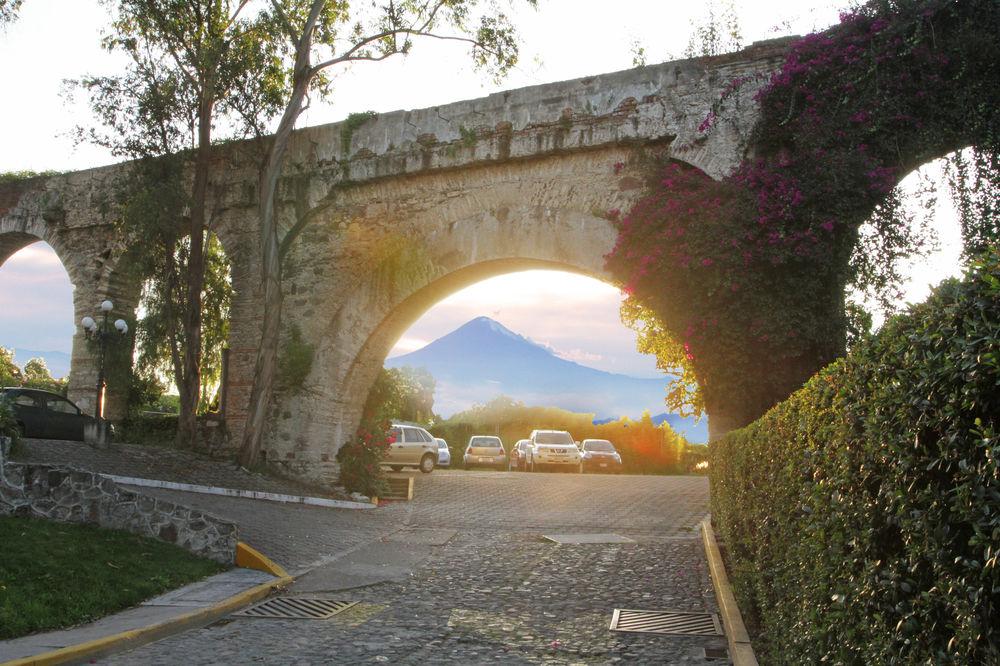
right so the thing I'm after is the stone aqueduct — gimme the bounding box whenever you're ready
[0,40,790,483]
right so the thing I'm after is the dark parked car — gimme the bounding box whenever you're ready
[1,388,96,441]
[580,438,623,473]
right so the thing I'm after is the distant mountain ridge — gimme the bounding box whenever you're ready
[386,317,707,442]
[12,349,71,379]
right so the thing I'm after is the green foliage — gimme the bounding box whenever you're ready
[620,298,703,418]
[379,366,436,423]
[458,124,478,147]
[0,515,224,640]
[709,248,1000,664]
[683,0,742,58]
[20,357,66,395]
[0,170,60,183]
[431,396,691,475]
[278,325,314,391]
[132,222,231,414]
[0,396,20,449]
[0,347,21,386]
[340,111,377,156]
[0,350,66,397]
[609,0,1000,430]
[946,147,1000,260]
[337,366,437,496]
[115,413,179,447]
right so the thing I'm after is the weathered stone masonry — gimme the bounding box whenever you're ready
[0,40,793,485]
[0,454,237,563]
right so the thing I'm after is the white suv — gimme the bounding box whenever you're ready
[528,429,582,473]
[384,424,439,473]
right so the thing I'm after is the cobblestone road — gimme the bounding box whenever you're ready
[101,470,718,664]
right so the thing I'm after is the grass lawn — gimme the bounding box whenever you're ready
[0,515,226,640]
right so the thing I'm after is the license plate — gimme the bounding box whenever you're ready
[478,457,493,463]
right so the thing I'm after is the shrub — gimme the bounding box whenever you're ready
[0,397,21,454]
[115,413,178,447]
[710,248,1000,664]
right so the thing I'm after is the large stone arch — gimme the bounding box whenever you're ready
[260,146,666,482]
[0,177,137,419]
[3,39,794,479]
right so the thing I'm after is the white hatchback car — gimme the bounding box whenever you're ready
[384,424,439,473]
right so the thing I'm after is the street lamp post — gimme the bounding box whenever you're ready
[80,299,128,422]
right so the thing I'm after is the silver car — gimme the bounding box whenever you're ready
[384,424,439,473]
[463,435,506,470]
[435,437,451,467]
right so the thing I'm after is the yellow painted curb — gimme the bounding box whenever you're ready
[3,573,293,666]
[701,519,759,666]
[236,542,290,578]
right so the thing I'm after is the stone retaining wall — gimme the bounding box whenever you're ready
[0,458,237,564]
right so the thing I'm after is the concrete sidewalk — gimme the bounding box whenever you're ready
[0,568,283,664]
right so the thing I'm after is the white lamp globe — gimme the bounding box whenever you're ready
[81,316,96,330]
[100,300,114,312]
[114,319,128,334]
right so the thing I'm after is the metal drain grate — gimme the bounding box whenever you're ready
[235,597,358,620]
[609,609,723,636]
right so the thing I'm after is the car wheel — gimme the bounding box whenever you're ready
[390,465,403,472]
[419,454,435,474]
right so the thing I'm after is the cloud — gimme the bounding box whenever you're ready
[390,335,430,355]
[0,242,75,352]
[551,347,604,364]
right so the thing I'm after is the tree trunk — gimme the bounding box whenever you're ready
[238,5,321,467]
[177,93,213,447]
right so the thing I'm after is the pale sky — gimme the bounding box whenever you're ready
[0,0,964,379]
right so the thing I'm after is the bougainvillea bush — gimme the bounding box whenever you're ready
[606,0,999,429]
[710,248,999,663]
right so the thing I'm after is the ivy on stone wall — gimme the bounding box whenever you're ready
[607,0,1000,428]
[278,324,314,392]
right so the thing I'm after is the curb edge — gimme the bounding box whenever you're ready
[4,572,293,666]
[236,542,290,578]
[701,518,759,666]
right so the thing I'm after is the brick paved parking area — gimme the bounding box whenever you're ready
[100,471,719,665]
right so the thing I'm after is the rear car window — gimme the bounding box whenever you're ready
[403,427,430,443]
[470,436,502,448]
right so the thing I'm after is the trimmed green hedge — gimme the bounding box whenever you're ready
[710,249,999,664]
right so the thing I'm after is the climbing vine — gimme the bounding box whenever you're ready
[607,0,1000,428]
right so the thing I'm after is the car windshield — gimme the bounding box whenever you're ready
[470,437,501,448]
[584,440,615,452]
[535,431,573,445]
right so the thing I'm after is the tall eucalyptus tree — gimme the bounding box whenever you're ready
[75,0,286,445]
[238,0,534,466]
